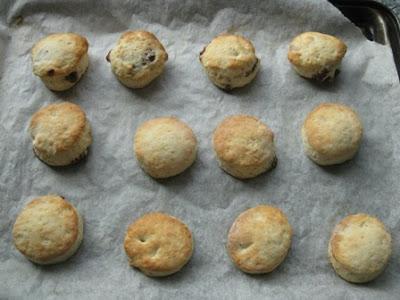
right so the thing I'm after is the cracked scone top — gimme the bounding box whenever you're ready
[107,31,168,88]
[288,32,347,81]
[29,102,92,166]
[124,212,193,277]
[301,103,363,166]
[200,34,260,90]
[213,115,276,179]
[134,117,197,178]
[227,205,292,274]
[31,33,89,91]
[328,214,392,283]
[13,195,83,265]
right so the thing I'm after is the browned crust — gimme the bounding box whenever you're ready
[200,34,257,70]
[117,30,168,61]
[124,212,193,275]
[31,33,89,77]
[329,214,391,275]
[227,205,292,274]
[29,102,87,153]
[213,114,274,167]
[287,31,347,68]
[12,195,79,262]
[303,103,362,157]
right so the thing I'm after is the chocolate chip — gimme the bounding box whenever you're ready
[141,48,156,66]
[223,84,232,90]
[65,72,78,83]
[106,51,111,62]
[245,59,259,77]
[271,156,278,169]
[47,69,55,76]
[312,68,332,82]
[199,46,206,56]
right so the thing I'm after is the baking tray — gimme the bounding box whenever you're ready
[330,0,400,79]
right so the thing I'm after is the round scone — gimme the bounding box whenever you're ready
[12,195,83,265]
[124,212,193,277]
[29,102,92,166]
[328,214,392,283]
[227,205,292,274]
[213,115,276,179]
[199,34,260,90]
[134,117,197,178]
[31,33,89,91]
[106,31,168,88]
[288,32,347,81]
[301,103,363,166]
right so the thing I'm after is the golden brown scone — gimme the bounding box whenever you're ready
[328,214,392,283]
[199,34,259,90]
[134,117,197,178]
[213,115,276,179]
[31,33,89,91]
[124,212,193,277]
[301,103,363,166]
[288,32,347,81]
[29,102,92,166]
[106,31,168,88]
[12,195,83,265]
[227,205,292,274]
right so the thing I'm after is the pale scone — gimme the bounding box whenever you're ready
[13,195,83,265]
[106,31,168,88]
[134,117,197,178]
[29,102,92,166]
[328,214,392,283]
[301,103,363,166]
[288,32,347,81]
[199,34,260,90]
[31,33,89,91]
[213,115,276,179]
[227,205,292,274]
[124,212,193,277]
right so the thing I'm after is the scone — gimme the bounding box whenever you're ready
[106,31,168,88]
[134,117,197,178]
[288,32,347,81]
[13,195,83,265]
[301,103,363,166]
[29,102,92,166]
[213,115,276,179]
[199,34,260,90]
[328,214,392,283]
[124,212,193,277]
[31,33,89,91]
[227,205,292,274]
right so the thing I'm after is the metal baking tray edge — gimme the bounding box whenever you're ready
[330,0,400,79]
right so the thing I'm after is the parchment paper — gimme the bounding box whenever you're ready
[1,0,399,299]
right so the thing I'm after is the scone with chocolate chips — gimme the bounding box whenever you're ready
[13,195,83,265]
[29,102,92,166]
[31,33,89,91]
[200,34,260,90]
[106,31,168,88]
[124,212,194,277]
[288,32,347,81]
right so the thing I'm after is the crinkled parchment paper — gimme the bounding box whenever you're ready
[0,0,399,298]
